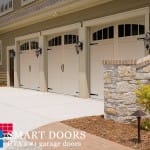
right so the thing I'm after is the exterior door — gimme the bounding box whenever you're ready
[20,40,40,90]
[9,50,15,87]
[48,31,79,96]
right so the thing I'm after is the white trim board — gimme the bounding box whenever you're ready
[15,32,40,42]
[83,7,149,31]
[42,23,81,36]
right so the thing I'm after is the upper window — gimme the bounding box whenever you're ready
[48,36,62,47]
[0,0,13,16]
[118,24,145,37]
[93,26,114,41]
[64,35,78,45]
[21,0,35,6]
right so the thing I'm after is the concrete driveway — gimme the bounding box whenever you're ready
[0,87,104,133]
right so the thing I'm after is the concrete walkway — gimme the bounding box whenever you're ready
[0,87,104,133]
[30,122,134,150]
[5,122,134,150]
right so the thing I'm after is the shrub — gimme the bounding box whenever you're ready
[135,84,150,113]
[141,118,150,131]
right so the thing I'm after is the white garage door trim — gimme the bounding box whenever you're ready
[41,23,81,36]
[15,32,40,41]
[83,7,149,31]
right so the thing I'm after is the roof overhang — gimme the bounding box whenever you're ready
[0,0,112,34]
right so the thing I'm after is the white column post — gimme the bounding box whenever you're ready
[145,8,149,55]
[145,8,149,32]
[7,48,10,87]
[79,26,90,98]
[39,35,48,92]
[14,41,20,88]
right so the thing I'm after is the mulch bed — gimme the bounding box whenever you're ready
[62,116,150,150]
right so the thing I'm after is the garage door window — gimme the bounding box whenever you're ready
[64,35,78,45]
[31,41,38,50]
[118,24,145,37]
[93,26,114,41]
[20,42,29,51]
[48,36,61,47]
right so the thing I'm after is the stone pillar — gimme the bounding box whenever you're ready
[103,57,150,123]
[136,55,150,84]
[78,26,90,98]
[39,36,48,92]
[103,60,138,123]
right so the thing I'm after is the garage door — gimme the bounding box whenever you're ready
[90,19,145,100]
[48,31,79,96]
[20,39,40,90]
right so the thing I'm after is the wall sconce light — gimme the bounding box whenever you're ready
[138,32,150,54]
[35,48,42,58]
[75,41,83,55]
[9,49,16,58]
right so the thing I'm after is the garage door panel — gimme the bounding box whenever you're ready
[63,43,78,95]
[90,41,114,99]
[20,53,30,88]
[63,45,78,79]
[118,38,145,59]
[48,46,62,93]
[30,52,40,90]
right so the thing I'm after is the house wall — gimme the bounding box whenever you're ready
[0,0,150,66]
[13,0,42,11]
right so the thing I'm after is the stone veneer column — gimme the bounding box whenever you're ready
[103,57,150,123]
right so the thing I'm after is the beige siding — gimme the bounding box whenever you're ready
[14,0,45,10]
[0,0,150,65]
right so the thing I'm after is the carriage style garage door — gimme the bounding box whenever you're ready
[90,17,145,100]
[20,39,40,90]
[47,31,79,96]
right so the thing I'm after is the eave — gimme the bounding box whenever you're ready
[0,0,112,34]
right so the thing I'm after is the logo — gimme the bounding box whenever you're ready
[0,123,13,148]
